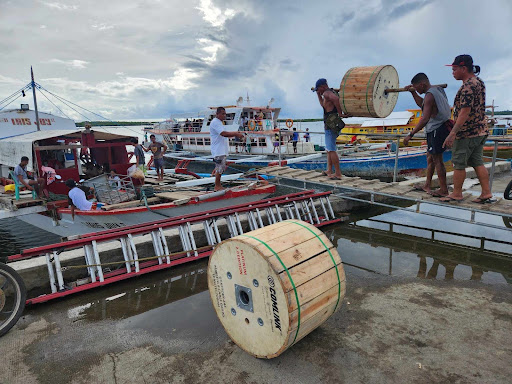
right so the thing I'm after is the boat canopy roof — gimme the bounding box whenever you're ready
[360,111,414,128]
[0,129,136,171]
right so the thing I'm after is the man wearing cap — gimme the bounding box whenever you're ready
[65,179,95,218]
[403,73,451,197]
[441,54,493,204]
[314,78,349,180]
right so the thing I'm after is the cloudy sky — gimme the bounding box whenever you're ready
[1,0,511,121]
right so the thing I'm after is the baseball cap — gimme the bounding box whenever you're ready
[313,78,327,91]
[65,179,76,189]
[446,54,473,67]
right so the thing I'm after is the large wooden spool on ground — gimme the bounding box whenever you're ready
[340,65,399,118]
[207,220,346,359]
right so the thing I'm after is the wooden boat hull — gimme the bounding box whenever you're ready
[15,185,276,238]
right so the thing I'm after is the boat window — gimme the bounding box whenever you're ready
[190,138,196,145]
[416,112,420,117]
[258,138,266,147]
[196,138,204,146]
[204,138,211,145]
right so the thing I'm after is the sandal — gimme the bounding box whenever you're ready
[472,197,496,204]
[439,196,464,202]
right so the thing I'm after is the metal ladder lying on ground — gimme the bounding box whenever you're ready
[9,190,339,304]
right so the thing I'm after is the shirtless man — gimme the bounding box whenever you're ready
[314,78,349,179]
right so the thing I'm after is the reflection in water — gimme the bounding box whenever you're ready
[325,221,512,285]
[67,260,209,322]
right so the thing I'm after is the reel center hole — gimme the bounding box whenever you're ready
[239,290,250,305]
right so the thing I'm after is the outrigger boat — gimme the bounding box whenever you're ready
[0,74,276,238]
[145,97,316,156]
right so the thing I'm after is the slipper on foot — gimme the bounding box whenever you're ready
[430,190,449,197]
[321,171,330,176]
[472,197,496,204]
[412,184,429,193]
[440,196,464,202]
[329,176,342,180]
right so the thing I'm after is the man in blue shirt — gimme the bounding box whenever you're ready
[291,128,299,154]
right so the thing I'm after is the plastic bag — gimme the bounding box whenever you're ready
[127,164,137,176]
[131,168,145,180]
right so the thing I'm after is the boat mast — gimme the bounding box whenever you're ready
[31,66,41,131]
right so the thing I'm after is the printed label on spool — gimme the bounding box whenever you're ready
[267,275,282,333]
[236,247,247,275]
[212,265,227,318]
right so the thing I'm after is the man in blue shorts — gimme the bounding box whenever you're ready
[146,134,167,181]
[403,73,451,197]
[314,78,349,180]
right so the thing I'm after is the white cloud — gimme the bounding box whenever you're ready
[1,0,511,120]
[47,59,89,69]
[40,1,78,11]
[91,23,115,31]
[196,0,237,27]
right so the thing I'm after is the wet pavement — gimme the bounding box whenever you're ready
[1,172,512,383]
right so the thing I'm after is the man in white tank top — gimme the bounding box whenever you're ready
[403,73,451,197]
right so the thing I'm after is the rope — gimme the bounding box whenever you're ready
[34,84,91,121]
[61,244,214,270]
[36,88,71,119]
[35,83,113,122]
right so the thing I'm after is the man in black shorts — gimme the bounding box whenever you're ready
[403,73,451,197]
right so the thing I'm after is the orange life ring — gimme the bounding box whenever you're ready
[285,119,294,128]
[248,120,256,131]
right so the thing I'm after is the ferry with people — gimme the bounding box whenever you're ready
[144,97,315,156]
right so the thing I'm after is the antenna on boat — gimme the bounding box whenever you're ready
[267,98,274,109]
[31,66,41,131]
[246,92,251,106]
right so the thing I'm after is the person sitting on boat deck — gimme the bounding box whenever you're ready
[304,128,310,143]
[65,179,96,218]
[108,170,121,190]
[210,106,245,191]
[145,134,167,181]
[273,133,280,153]
[290,127,299,154]
[403,72,451,197]
[441,54,493,204]
[132,138,147,174]
[314,78,349,180]
[14,156,46,198]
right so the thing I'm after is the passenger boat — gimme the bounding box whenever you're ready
[145,98,316,155]
[161,145,452,179]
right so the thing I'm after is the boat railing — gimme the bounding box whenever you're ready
[83,173,137,205]
[486,137,512,190]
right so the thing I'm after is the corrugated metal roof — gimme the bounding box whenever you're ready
[360,111,414,128]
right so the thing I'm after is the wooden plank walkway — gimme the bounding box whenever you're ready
[256,166,512,216]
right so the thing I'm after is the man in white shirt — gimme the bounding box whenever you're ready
[65,179,95,218]
[210,107,245,191]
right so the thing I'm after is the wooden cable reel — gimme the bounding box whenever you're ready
[207,220,346,358]
[339,65,399,118]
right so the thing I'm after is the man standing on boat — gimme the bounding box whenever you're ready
[403,73,451,197]
[291,128,299,154]
[14,156,45,198]
[145,134,167,181]
[210,107,245,191]
[441,55,492,204]
[133,138,147,174]
[314,78,349,180]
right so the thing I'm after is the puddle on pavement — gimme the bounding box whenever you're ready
[24,202,512,339]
